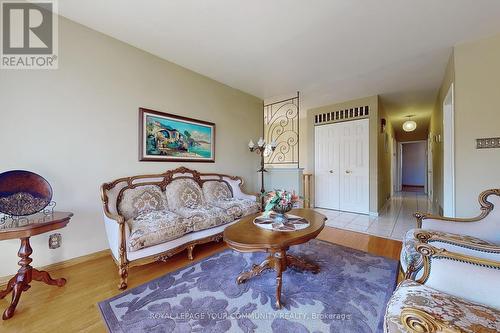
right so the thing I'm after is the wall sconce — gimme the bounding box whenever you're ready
[380,118,386,133]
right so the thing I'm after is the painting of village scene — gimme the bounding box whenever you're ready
[139,108,215,162]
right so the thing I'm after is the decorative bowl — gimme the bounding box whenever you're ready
[0,170,53,216]
[272,202,294,215]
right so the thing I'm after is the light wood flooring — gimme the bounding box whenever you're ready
[0,227,402,333]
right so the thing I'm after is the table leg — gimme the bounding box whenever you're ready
[0,276,17,299]
[3,237,33,320]
[237,257,272,284]
[234,249,319,310]
[32,269,66,287]
[2,237,67,320]
[286,254,320,273]
[273,250,287,309]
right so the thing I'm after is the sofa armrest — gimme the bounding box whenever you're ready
[400,307,463,333]
[416,243,500,308]
[414,189,500,243]
[234,192,258,201]
[103,212,129,261]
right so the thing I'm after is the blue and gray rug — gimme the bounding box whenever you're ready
[99,239,398,333]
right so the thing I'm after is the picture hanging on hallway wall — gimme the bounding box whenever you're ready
[139,108,215,162]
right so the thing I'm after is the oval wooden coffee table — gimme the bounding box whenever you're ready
[223,208,326,309]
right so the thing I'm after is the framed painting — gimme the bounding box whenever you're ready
[139,108,215,162]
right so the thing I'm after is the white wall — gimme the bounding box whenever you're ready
[402,142,426,186]
[0,17,262,276]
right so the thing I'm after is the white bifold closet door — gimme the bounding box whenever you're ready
[314,124,341,210]
[315,118,369,214]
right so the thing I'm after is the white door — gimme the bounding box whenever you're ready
[339,119,370,214]
[314,124,340,210]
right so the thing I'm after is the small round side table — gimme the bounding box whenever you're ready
[0,211,73,320]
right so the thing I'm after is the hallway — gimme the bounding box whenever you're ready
[315,191,432,241]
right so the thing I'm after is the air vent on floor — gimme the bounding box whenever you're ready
[314,105,369,125]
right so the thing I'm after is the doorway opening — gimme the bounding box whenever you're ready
[398,141,427,194]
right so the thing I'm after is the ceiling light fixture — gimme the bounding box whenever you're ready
[402,115,417,132]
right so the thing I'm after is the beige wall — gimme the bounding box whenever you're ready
[429,53,454,213]
[378,99,395,210]
[0,18,262,276]
[453,33,500,216]
[304,96,380,214]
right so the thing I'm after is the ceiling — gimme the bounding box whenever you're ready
[59,0,500,130]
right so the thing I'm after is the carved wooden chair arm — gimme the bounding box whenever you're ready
[415,189,500,228]
[415,243,500,284]
[413,230,500,252]
[400,307,464,333]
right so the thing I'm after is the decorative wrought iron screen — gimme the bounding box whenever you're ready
[264,92,299,166]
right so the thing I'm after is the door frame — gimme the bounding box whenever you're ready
[397,140,428,193]
[391,136,398,196]
[443,83,455,217]
[427,134,433,202]
[313,118,370,214]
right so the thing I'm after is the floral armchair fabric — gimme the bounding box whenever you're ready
[386,243,500,333]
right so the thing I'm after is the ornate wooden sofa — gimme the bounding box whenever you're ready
[100,167,259,289]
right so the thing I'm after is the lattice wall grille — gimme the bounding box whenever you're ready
[314,105,369,125]
[264,93,299,166]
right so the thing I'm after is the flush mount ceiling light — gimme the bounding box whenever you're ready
[402,115,417,132]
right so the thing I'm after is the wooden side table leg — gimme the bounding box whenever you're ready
[3,237,33,320]
[32,269,66,287]
[0,275,17,299]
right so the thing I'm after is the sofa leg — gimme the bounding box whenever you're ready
[187,245,195,260]
[118,263,129,290]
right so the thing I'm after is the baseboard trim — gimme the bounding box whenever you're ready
[372,196,391,217]
[0,249,111,287]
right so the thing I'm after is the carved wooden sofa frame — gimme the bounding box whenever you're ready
[402,189,500,278]
[414,189,500,231]
[384,241,500,333]
[100,167,256,289]
[397,243,500,333]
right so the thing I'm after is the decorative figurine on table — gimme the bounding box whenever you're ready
[253,190,309,231]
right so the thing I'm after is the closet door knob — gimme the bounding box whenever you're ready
[345,170,352,174]
[329,170,334,174]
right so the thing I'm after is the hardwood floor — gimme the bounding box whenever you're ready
[0,227,402,332]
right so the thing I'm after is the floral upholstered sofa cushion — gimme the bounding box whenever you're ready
[127,210,188,251]
[118,185,167,220]
[384,279,500,333]
[175,204,233,232]
[202,180,260,219]
[202,180,233,201]
[400,228,496,279]
[165,178,206,210]
[118,178,259,252]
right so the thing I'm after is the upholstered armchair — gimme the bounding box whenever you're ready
[401,189,500,279]
[385,243,500,333]
[415,189,500,244]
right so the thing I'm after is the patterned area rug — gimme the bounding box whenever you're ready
[99,240,398,333]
